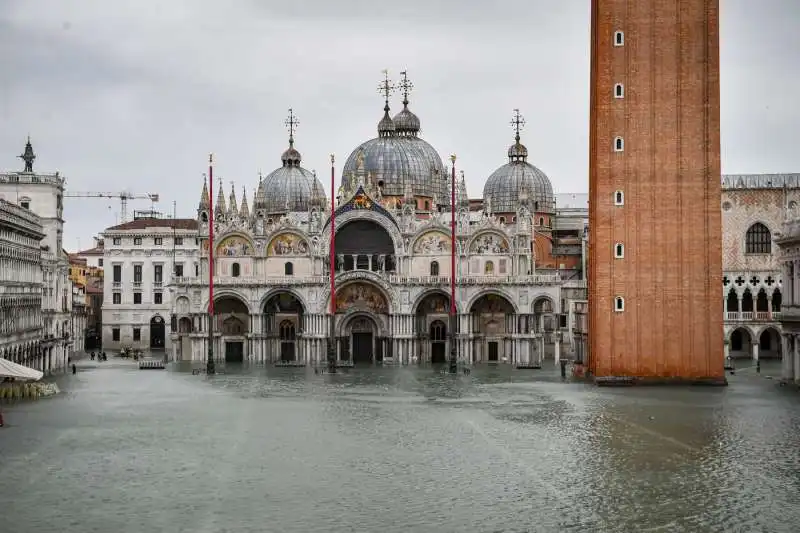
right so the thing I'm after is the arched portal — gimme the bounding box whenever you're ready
[263,292,304,363]
[470,294,515,363]
[415,291,451,364]
[759,327,781,359]
[334,220,397,273]
[150,315,166,350]
[729,327,752,358]
[215,295,249,363]
[176,316,193,362]
[346,314,378,365]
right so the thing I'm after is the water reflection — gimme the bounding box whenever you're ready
[0,361,797,533]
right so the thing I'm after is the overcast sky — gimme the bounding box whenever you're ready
[1,0,798,251]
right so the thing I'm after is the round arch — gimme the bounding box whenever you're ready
[332,280,391,315]
[149,314,167,350]
[531,295,556,314]
[319,273,397,314]
[337,312,385,338]
[410,228,452,255]
[215,233,255,257]
[756,326,782,358]
[203,290,253,315]
[266,231,311,257]
[467,230,511,255]
[259,288,308,314]
[413,289,459,314]
[466,289,519,313]
[728,326,755,354]
[321,210,404,256]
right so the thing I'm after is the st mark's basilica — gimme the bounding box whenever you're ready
[169,74,586,366]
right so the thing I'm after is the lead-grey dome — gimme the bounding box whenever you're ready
[341,103,445,198]
[483,135,555,214]
[255,140,326,214]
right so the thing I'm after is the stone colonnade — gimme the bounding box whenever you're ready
[0,342,64,374]
[780,334,800,383]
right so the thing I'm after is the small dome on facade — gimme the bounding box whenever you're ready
[508,137,528,160]
[255,165,326,214]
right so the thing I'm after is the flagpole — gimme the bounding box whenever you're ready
[449,154,458,373]
[207,154,216,375]
[327,154,337,374]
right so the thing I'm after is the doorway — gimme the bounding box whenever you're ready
[352,332,373,364]
[488,341,499,362]
[225,341,244,363]
[150,315,166,350]
[430,320,447,364]
[280,342,295,362]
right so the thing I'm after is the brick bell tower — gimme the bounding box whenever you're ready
[588,0,725,383]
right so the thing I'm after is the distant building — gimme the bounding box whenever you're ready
[0,198,45,368]
[100,212,199,352]
[76,237,104,269]
[0,139,73,372]
[775,214,800,383]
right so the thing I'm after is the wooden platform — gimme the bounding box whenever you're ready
[138,360,166,370]
[274,362,306,368]
[515,364,542,370]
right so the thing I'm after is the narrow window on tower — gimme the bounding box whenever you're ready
[614,137,624,152]
[614,296,625,312]
[614,31,624,46]
[614,243,624,258]
[614,190,624,205]
[614,83,624,98]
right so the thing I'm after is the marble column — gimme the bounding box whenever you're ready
[751,341,759,362]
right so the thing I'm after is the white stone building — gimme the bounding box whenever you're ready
[0,139,73,373]
[71,282,86,355]
[775,217,800,383]
[101,215,199,352]
[169,91,583,366]
[0,198,46,369]
[721,174,799,361]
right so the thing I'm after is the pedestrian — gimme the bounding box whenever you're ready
[0,409,4,427]
[72,363,77,375]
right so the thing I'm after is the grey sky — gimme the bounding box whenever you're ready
[1,0,798,251]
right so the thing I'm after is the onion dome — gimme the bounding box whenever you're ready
[483,111,554,214]
[377,103,396,138]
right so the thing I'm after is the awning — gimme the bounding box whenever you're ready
[0,358,44,381]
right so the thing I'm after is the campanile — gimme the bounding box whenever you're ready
[588,0,725,383]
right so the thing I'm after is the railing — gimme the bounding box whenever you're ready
[132,281,142,289]
[153,280,163,288]
[725,311,781,321]
[171,272,563,287]
[112,281,121,289]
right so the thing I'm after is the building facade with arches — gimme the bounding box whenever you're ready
[169,81,586,366]
[721,174,800,361]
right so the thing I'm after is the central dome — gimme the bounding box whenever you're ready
[342,97,445,199]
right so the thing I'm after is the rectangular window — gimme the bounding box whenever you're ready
[498,259,507,274]
[133,264,143,283]
[113,238,121,245]
[154,292,163,304]
[98,258,104,267]
[154,264,163,283]
[175,264,184,277]
[113,265,122,282]
[175,237,183,245]
[154,237,163,245]
[133,328,141,341]
[134,237,142,246]
[133,293,142,304]
[195,264,199,276]
[113,293,121,304]
[112,328,120,341]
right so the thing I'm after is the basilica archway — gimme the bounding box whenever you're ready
[150,315,166,350]
[415,291,451,364]
[262,291,304,363]
[215,295,250,363]
[344,314,380,365]
[470,293,515,363]
[333,219,396,273]
[333,281,389,364]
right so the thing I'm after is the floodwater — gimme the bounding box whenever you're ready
[1,358,798,533]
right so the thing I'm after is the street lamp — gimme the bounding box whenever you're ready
[449,154,458,374]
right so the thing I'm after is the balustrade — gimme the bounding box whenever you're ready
[725,311,781,321]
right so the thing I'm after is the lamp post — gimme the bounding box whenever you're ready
[449,154,458,374]
[327,154,337,374]
[207,154,216,375]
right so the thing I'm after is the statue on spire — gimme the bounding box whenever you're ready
[285,108,299,146]
[19,136,35,173]
[510,109,526,142]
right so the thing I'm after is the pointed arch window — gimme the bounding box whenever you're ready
[614,296,625,312]
[614,83,624,98]
[745,223,771,254]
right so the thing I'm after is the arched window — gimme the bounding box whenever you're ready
[614,190,624,205]
[614,137,624,152]
[539,217,544,226]
[614,83,624,98]
[231,262,240,277]
[614,243,624,258]
[279,320,296,341]
[485,260,494,274]
[614,31,624,46]
[614,296,625,312]
[284,262,294,276]
[430,261,439,276]
[745,223,771,254]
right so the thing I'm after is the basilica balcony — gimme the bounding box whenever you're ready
[724,311,782,322]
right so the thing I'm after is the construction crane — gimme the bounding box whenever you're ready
[63,191,159,223]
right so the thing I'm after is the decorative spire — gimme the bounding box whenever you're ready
[508,109,528,163]
[377,70,396,137]
[215,178,226,216]
[200,173,209,209]
[239,186,250,218]
[281,109,302,166]
[19,136,35,173]
[228,181,237,216]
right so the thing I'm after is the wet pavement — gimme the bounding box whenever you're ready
[1,357,798,533]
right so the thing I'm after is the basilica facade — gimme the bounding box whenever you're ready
[169,78,583,366]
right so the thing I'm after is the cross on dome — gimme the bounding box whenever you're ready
[377,69,396,104]
[285,108,299,145]
[510,109,526,140]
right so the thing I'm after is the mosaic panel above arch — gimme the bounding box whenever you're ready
[216,235,254,257]
[413,231,451,254]
[469,232,509,254]
[336,282,389,314]
[267,232,310,256]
